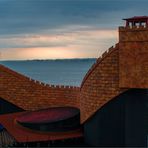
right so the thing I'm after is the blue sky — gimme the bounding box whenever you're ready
[0,0,147,60]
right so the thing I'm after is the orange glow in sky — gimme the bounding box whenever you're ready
[0,28,117,60]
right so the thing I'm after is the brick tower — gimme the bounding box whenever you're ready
[119,16,148,88]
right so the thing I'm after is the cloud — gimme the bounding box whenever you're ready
[0,25,117,48]
[0,0,148,60]
[0,0,147,35]
[0,25,118,60]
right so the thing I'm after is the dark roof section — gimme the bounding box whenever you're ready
[15,107,80,132]
[123,16,148,21]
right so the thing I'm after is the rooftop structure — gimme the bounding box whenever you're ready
[123,16,148,27]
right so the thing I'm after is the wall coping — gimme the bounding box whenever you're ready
[119,26,148,31]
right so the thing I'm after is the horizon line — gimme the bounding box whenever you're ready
[0,58,97,62]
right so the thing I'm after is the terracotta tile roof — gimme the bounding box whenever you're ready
[0,112,83,143]
[123,16,148,21]
[16,107,79,124]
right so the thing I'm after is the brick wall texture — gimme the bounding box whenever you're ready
[119,26,148,88]
[0,65,80,110]
[1,25,148,123]
[80,44,126,123]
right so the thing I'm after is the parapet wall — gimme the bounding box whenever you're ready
[119,26,148,41]
[0,65,80,110]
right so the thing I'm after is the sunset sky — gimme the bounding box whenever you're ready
[0,0,147,60]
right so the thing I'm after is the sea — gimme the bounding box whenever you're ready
[0,59,96,86]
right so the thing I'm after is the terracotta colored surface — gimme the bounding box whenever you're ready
[123,16,148,21]
[0,112,83,143]
[80,44,126,123]
[0,64,80,111]
[119,26,148,88]
[119,27,148,42]
[16,107,79,123]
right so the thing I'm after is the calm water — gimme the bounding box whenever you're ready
[0,59,96,86]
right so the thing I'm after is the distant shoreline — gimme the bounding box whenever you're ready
[0,58,96,86]
[0,58,96,62]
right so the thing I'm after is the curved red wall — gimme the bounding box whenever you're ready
[80,44,127,123]
[0,65,80,110]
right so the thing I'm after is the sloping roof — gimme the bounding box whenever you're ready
[123,16,148,21]
[0,112,83,143]
[16,107,79,124]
